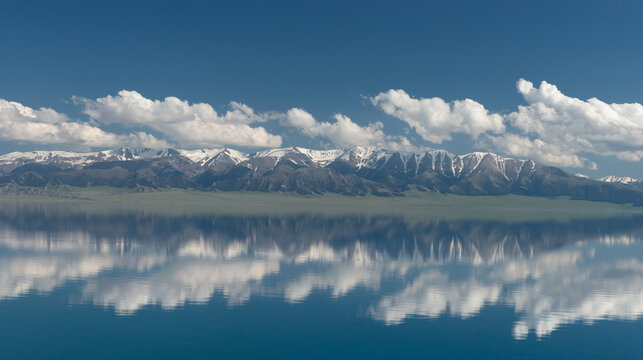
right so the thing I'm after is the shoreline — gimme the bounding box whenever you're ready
[1,187,642,222]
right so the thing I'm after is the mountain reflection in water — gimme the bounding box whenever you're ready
[1,204,642,340]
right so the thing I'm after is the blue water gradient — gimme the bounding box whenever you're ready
[0,209,642,359]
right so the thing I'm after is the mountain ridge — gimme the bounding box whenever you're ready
[1,146,642,205]
[599,176,643,190]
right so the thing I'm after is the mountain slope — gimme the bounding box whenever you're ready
[1,146,642,205]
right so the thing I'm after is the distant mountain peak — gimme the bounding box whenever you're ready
[1,146,642,205]
[599,176,643,190]
[600,175,641,183]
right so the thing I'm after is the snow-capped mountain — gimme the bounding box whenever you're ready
[1,146,642,205]
[599,176,643,190]
[0,146,532,179]
[0,148,243,171]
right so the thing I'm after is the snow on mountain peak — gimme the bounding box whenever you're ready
[252,147,345,167]
[599,176,641,184]
[346,145,382,158]
[293,147,344,166]
[337,146,383,168]
[178,148,226,165]
[219,148,248,164]
[2,146,626,187]
[101,147,164,160]
[254,147,297,159]
[0,150,103,165]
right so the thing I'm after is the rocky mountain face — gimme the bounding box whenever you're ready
[1,146,642,205]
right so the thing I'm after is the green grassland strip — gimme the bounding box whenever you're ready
[1,188,641,223]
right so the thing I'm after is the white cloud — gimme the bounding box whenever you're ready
[614,150,643,162]
[77,90,282,148]
[3,80,642,169]
[0,98,167,149]
[490,133,586,168]
[283,108,417,150]
[370,89,505,144]
[498,79,643,166]
[370,80,643,168]
[282,107,317,129]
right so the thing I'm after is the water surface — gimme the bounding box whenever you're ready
[1,203,642,359]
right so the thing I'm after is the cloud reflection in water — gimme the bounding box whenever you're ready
[0,211,642,339]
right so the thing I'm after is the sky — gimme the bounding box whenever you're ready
[1,0,642,178]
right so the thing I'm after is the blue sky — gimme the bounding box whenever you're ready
[1,0,642,177]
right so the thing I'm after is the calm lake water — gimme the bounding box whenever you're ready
[1,203,643,359]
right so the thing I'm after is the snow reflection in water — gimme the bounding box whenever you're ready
[0,212,642,339]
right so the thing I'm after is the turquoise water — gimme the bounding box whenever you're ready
[1,207,642,359]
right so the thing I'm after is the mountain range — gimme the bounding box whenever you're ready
[599,175,643,190]
[1,146,642,205]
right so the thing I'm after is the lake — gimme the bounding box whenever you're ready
[1,198,642,359]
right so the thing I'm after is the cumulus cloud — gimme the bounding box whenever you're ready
[282,107,317,129]
[0,98,167,149]
[370,89,505,144]
[3,80,642,169]
[490,133,587,168]
[283,108,417,150]
[370,80,643,168]
[498,79,643,165]
[76,90,282,148]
